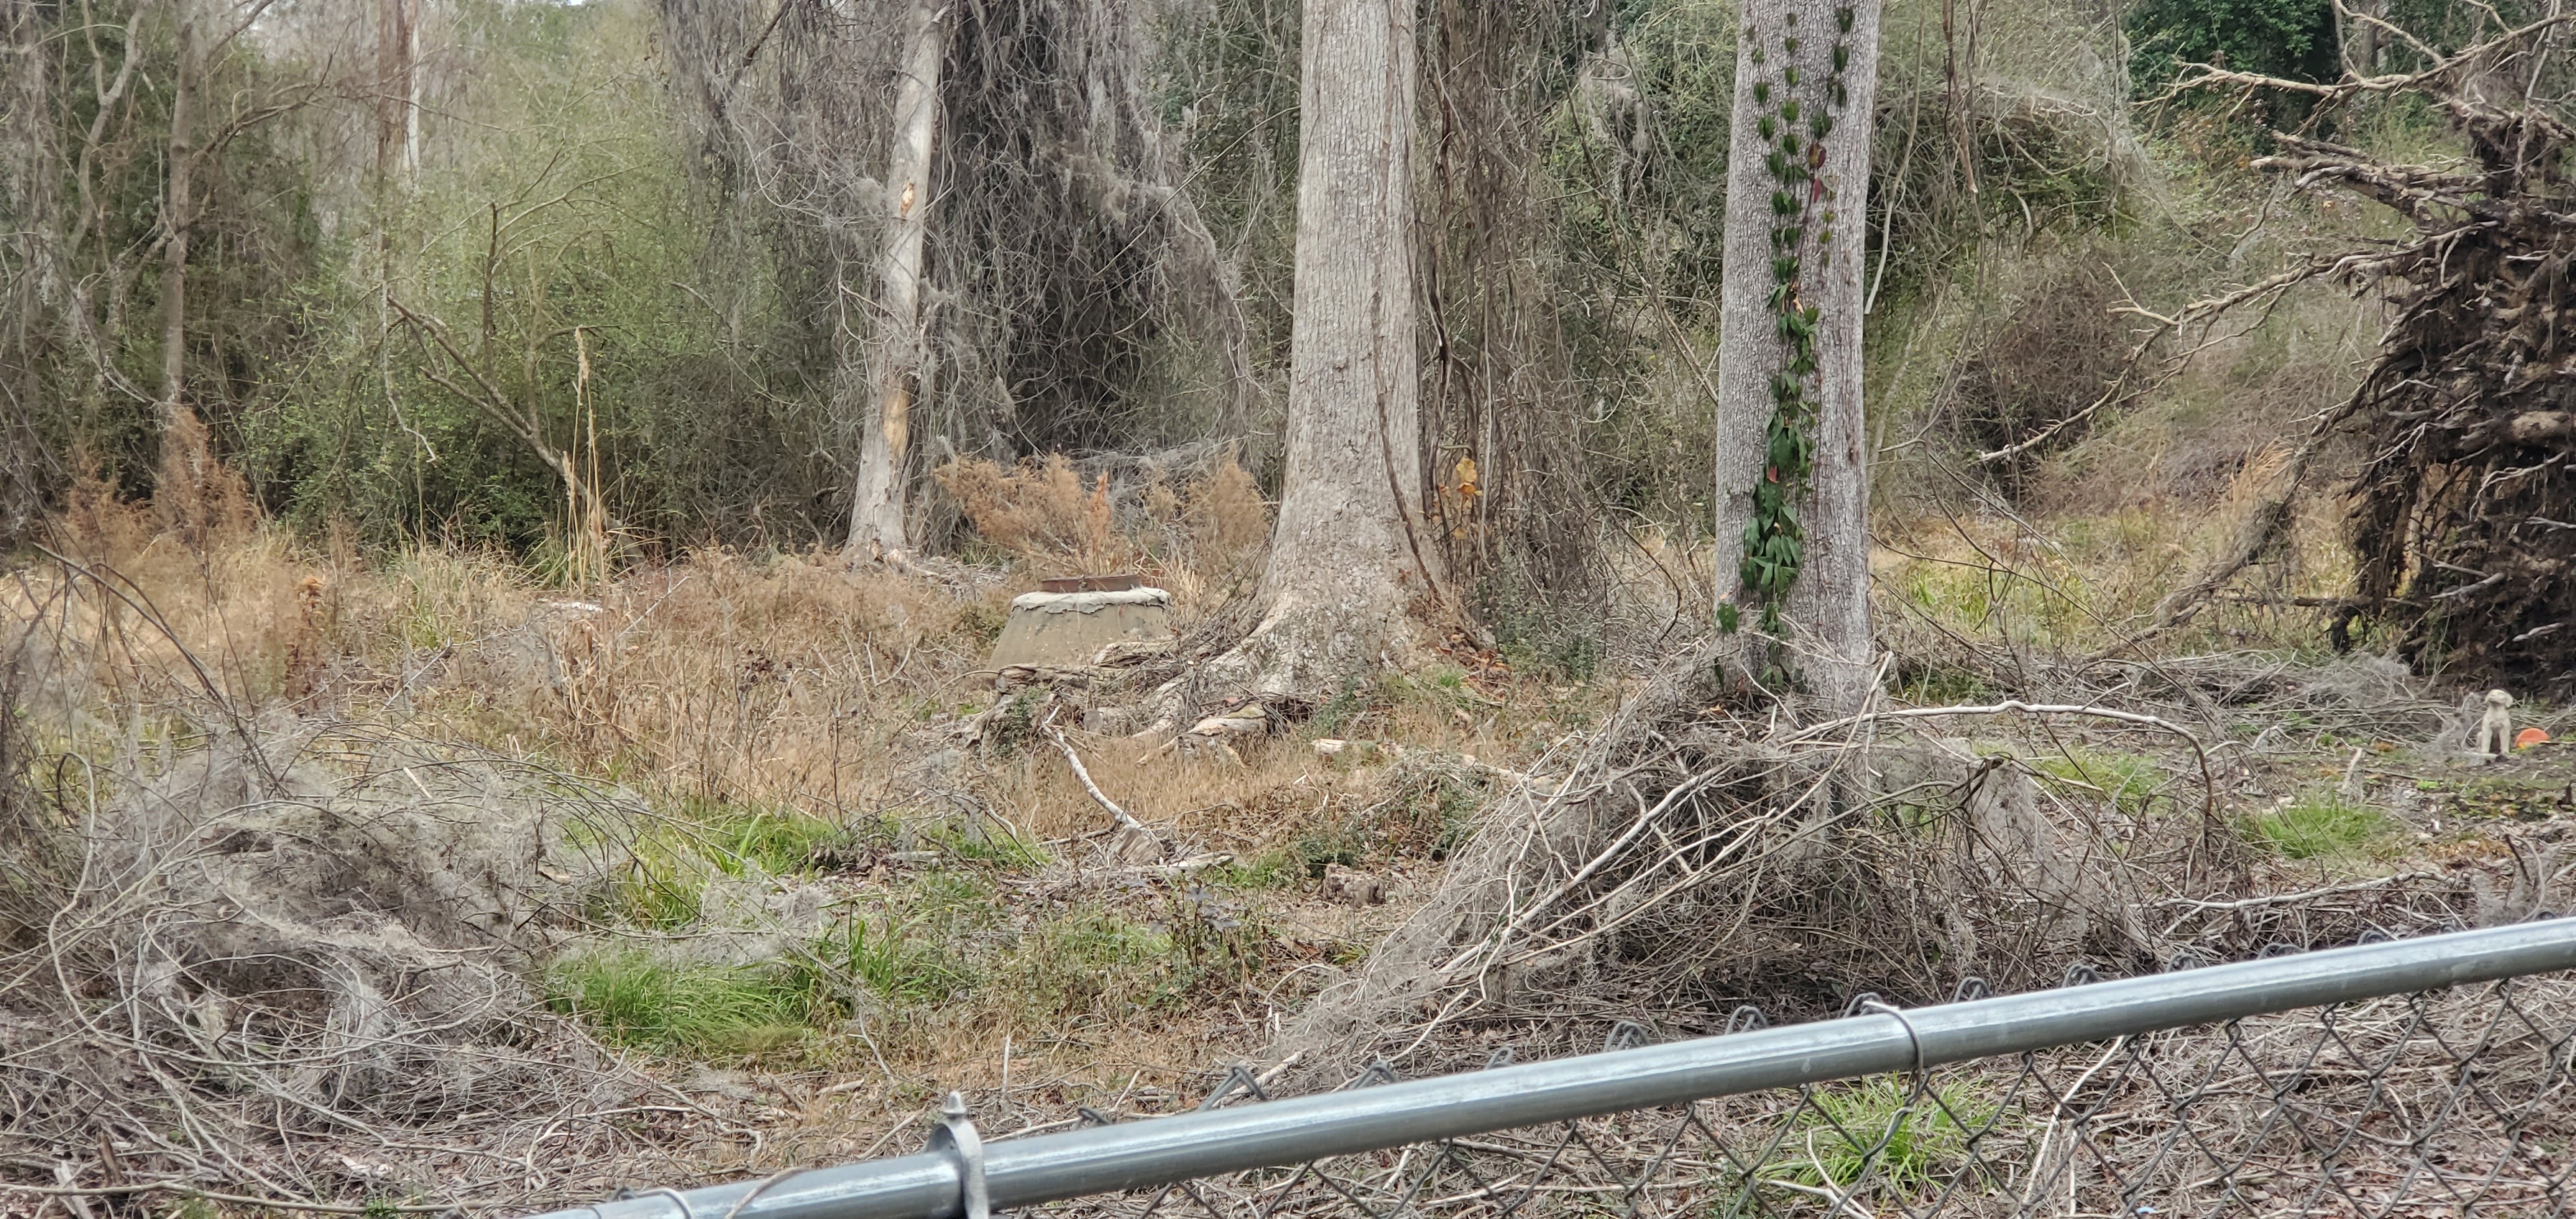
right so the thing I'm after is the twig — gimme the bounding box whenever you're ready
[1041,710,1146,833]
[1255,1050,1305,1089]
[1779,700,2220,840]
[2159,871,2441,922]
[12,1181,488,1214]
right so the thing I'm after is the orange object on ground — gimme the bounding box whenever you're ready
[2517,727,2552,749]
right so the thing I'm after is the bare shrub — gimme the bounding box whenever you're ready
[1273,634,2483,1080]
[935,455,1121,569]
[1954,256,2130,496]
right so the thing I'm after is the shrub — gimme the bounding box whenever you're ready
[934,456,1121,566]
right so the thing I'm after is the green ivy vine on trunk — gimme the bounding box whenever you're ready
[1722,3,1854,640]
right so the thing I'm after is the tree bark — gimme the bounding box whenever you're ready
[378,0,418,183]
[846,0,943,558]
[1218,0,1425,697]
[1713,0,1883,712]
[158,0,195,426]
[0,0,54,545]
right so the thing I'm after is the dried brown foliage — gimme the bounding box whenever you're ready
[1181,459,1268,559]
[937,455,1120,566]
[150,407,257,551]
[935,452,1271,585]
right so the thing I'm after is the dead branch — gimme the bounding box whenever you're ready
[1041,710,1146,834]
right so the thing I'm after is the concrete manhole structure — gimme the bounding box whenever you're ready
[988,575,1176,668]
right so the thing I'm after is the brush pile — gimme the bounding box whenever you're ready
[0,601,718,1211]
[1273,634,2541,1079]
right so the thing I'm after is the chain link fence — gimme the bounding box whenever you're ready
[1061,979,2573,1218]
[539,923,2576,1219]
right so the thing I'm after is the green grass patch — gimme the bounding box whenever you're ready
[605,799,870,928]
[2034,748,2162,816]
[548,951,823,1057]
[685,797,852,875]
[803,914,979,1006]
[556,908,979,1057]
[1790,1075,1994,1194]
[2246,795,2391,860]
[919,816,1049,870]
[1009,906,1184,1019]
[903,868,1000,921]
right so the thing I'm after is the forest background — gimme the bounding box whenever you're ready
[0,0,2416,668]
[4,0,2568,1211]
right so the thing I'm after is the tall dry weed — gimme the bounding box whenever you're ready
[935,452,1271,588]
[935,455,1123,569]
[151,406,258,551]
[1184,457,1268,559]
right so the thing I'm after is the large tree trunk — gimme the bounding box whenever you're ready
[846,0,943,559]
[1713,0,1882,712]
[1216,0,1425,698]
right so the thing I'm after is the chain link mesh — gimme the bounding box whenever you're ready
[1034,976,2576,1219]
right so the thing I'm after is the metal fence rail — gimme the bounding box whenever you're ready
[535,921,2576,1219]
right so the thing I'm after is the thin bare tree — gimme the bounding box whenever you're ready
[158,0,197,425]
[846,0,944,559]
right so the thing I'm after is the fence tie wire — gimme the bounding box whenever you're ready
[1856,997,1928,1082]
[925,1092,986,1219]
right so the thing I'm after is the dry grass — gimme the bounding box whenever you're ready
[0,467,1628,1213]
[2,422,2551,1216]
[933,452,1270,615]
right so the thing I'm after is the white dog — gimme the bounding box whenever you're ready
[2476,689,2515,757]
